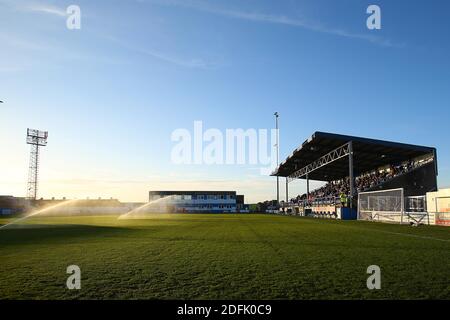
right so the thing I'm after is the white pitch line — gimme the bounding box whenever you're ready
[377,230,450,242]
[355,226,450,243]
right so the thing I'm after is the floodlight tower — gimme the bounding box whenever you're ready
[26,129,48,200]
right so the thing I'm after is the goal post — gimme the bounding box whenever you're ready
[358,188,405,223]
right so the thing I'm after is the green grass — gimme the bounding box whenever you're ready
[0,214,449,299]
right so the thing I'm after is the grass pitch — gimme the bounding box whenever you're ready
[0,214,449,300]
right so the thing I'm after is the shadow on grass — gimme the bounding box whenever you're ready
[0,224,138,246]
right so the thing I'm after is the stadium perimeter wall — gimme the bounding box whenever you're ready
[427,188,450,226]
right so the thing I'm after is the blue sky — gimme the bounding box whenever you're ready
[1,0,449,202]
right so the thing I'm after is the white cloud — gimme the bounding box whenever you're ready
[145,0,403,48]
[1,0,67,17]
[0,32,55,51]
[103,35,220,69]
[25,4,66,17]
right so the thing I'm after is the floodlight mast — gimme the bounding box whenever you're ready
[26,129,48,200]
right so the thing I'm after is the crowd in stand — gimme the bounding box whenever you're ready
[291,157,432,204]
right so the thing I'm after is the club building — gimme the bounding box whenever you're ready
[148,191,247,213]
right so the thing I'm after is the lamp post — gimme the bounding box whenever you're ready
[274,112,279,206]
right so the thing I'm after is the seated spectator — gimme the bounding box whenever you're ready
[293,157,431,203]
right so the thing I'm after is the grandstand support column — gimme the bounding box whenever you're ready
[306,174,310,199]
[285,177,288,202]
[348,141,355,209]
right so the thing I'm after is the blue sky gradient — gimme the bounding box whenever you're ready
[1,0,449,202]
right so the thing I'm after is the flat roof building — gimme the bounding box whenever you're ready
[149,191,246,213]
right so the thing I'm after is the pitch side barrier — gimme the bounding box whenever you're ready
[280,197,356,220]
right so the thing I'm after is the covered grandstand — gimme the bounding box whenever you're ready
[272,132,438,219]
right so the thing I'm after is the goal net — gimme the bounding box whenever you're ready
[358,188,405,223]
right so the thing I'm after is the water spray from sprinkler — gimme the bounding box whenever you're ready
[0,199,79,230]
[118,195,174,219]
